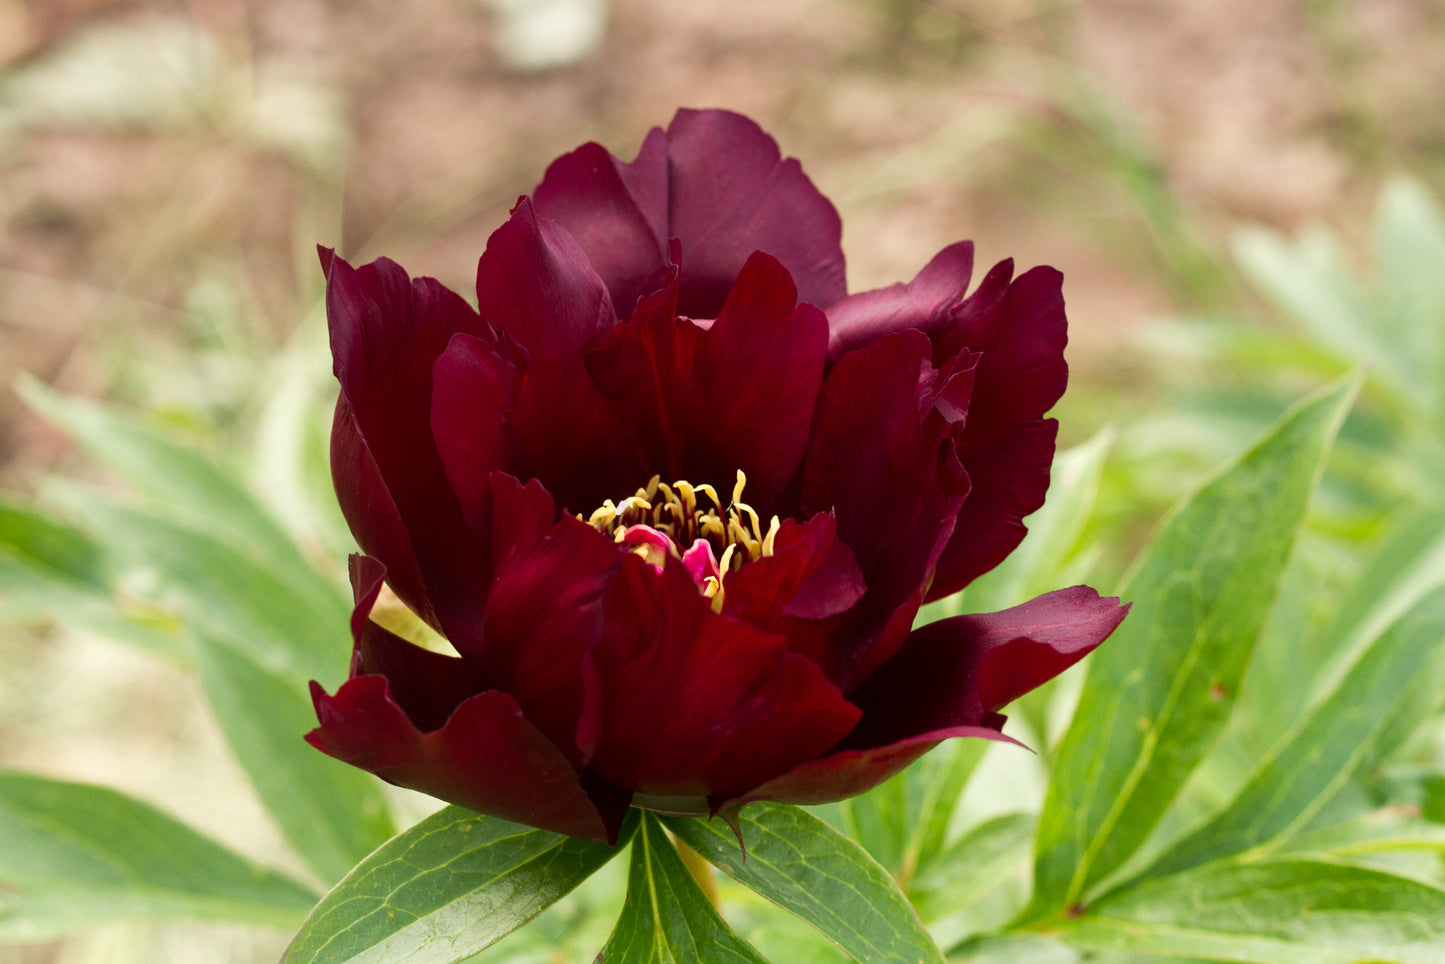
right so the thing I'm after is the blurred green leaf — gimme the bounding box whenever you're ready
[0,500,188,661]
[197,634,394,885]
[283,807,633,964]
[599,813,769,963]
[666,803,944,964]
[1274,812,1445,860]
[19,377,327,582]
[1140,586,1445,878]
[1026,375,1358,921]
[49,493,348,684]
[0,771,317,940]
[1062,859,1445,963]
[951,933,1080,964]
[911,812,1034,950]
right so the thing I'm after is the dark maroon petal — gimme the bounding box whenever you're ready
[720,512,864,665]
[346,555,488,733]
[846,586,1128,750]
[824,241,976,358]
[586,555,860,798]
[532,128,672,317]
[481,474,620,767]
[331,397,434,629]
[715,725,1019,812]
[586,252,827,508]
[929,266,1068,597]
[930,418,1059,600]
[664,109,846,318]
[307,679,625,843]
[799,330,971,688]
[430,333,518,539]
[474,198,637,512]
[325,249,494,646]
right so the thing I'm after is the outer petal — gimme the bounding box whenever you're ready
[325,249,494,646]
[474,198,638,512]
[307,680,626,843]
[931,266,1068,597]
[844,586,1128,750]
[308,554,629,843]
[798,330,972,688]
[824,241,976,359]
[481,474,620,767]
[586,555,860,798]
[665,109,846,318]
[720,586,1127,811]
[345,555,488,732]
[586,251,828,510]
[826,249,1068,599]
[532,128,672,317]
[430,332,518,540]
[331,397,433,629]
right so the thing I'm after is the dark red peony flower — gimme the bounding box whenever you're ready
[306,109,1128,844]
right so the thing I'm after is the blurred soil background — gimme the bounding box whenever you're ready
[2,0,1444,960]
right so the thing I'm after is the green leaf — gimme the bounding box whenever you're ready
[1026,376,1358,920]
[283,807,633,964]
[1143,586,1445,878]
[0,500,188,661]
[1273,812,1445,860]
[18,377,316,575]
[665,803,945,964]
[1061,859,1445,963]
[599,813,769,963]
[951,933,1080,964]
[911,813,1034,950]
[197,634,394,884]
[0,771,317,940]
[49,492,349,684]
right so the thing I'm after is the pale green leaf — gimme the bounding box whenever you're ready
[0,771,317,940]
[1141,586,1445,878]
[1027,376,1358,919]
[1063,859,1445,963]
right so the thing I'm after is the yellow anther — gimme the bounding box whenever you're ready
[696,484,721,511]
[731,470,748,509]
[718,543,738,574]
[761,515,781,557]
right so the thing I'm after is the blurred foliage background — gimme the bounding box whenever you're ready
[3,0,1445,961]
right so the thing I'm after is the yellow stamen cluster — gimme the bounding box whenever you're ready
[585,470,782,580]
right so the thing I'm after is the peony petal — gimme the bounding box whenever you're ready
[586,251,828,509]
[430,332,518,540]
[586,556,860,798]
[798,330,971,688]
[720,512,864,666]
[715,725,1019,813]
[930,266,1068,597]
[346,555,488,733]
[823,248,1068,598]
[481,474,620,767]
[664,109,846,318]
[306,679,626,843]
[474,198,637,513]
[824,241,976,358]
[715,586,1124,811]
[324,248,494,647]
[331,397,434,629]
[845,586,1129,751]
[532,128,672,317]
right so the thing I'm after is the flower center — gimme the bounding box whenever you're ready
[584,470,780,608]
